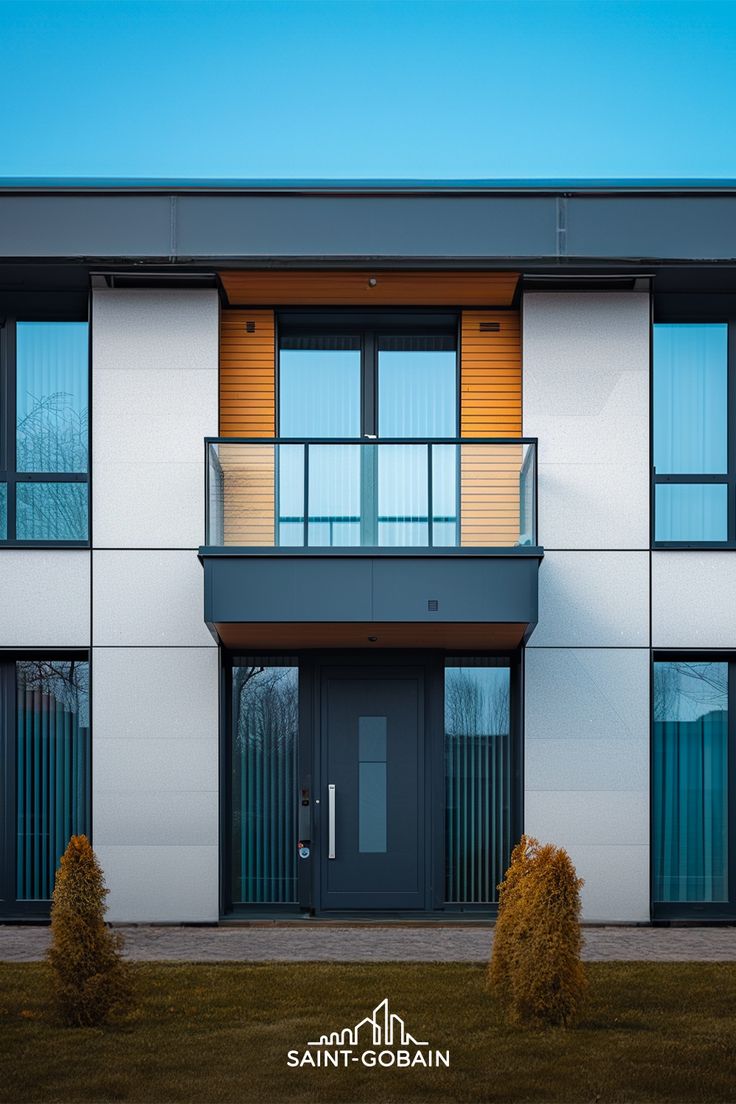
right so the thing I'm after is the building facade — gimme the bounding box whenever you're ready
[1,180,735,923]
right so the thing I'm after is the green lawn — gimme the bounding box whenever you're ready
[1,961,736,1103]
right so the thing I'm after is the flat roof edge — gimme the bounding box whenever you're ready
[3,178,736,195]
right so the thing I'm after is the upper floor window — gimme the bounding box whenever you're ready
[653,323,731,545]
[0,320,89,545]
[278,315,458,439]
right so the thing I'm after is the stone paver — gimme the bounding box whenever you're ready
[1,924,735,963]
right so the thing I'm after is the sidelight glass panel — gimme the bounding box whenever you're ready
[0,483,6,540]
[231,661,298,904]
[16,322,89,474]
[378,335,457,438]
[653,662,728,903]
[16,482,88,541]
[358,716,387,853]
[655,483,728,543]
[279,336,361,438]
[15,660,90,901]
[445,662,511,904]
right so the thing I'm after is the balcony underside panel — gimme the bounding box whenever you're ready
[202,553,541,650]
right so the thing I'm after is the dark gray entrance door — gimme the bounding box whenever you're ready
[320,670,424,910]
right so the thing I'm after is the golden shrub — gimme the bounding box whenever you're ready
[489,834,587,1027]
[47,835,134,1027]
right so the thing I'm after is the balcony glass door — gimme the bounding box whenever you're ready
[277,320,458,547]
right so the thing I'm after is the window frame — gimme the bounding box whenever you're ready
[0,650,91,919]
[276,310,461,440]
[651,651,736,921]
[652,320,736,549]
[0,317,90,548]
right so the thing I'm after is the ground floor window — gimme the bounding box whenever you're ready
[0,655,90,916]
[653,658,734,917]
[230,658,299,905]
[444,659,512,905]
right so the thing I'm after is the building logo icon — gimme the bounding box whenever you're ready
[287,997,450,1069]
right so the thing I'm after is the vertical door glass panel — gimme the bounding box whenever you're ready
[16,482,88,542]
[377,444,428,546]
[16,659,90,901]
[231,662,298,904]
[0,483,6,540]
[653,661,728,903]
[279,336,361,438]
[655,483,728,543]
[431,444,459,547]
[358,716,387,853]
[653,324,728,475]
[16,322,89,473]
[445,663,511,904]
[378,335,457,438]
[277,444,305,546]
[308,445,361,546]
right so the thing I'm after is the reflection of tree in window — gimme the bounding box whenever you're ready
[444,666,511,904]
[231,664,298,904]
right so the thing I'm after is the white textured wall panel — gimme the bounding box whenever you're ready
[92,289,218,548]
[525,647,650,921]
[92,647,218,740]
[653,551,736,648]
[97,845,219,923]
[523,292,650,551]
[531,551,649,647]
[0,550,90,648]
[93,550,214,647]
[92,645,218,921]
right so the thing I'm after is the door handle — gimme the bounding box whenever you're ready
[328,783,336,859]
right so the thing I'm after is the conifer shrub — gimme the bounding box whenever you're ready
[489,834,587,1027]
[47,835,134,1027]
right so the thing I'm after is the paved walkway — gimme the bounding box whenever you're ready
[1,924,735,963]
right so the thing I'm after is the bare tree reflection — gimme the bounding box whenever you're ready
[16,390,88,539]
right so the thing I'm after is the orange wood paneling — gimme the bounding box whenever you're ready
[219,310,276,544]
[460,311,522,547]
[220,270,519,307]
[217,443,275,547]
[219,309,275,437]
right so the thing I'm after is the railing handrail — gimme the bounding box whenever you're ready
[205,436,538,446]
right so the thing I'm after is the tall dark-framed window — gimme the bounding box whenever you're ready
[653,656,736,919]
[653,322,733,546]
[0,319,90,545]
[443,656,518,907]
[0,653,90,918]
[227,655,299,907]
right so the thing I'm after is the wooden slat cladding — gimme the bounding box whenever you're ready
[460,310,521,437]
[218,444,275,547]
[220,309,275,437]
[220,270,519,307]
[460,443,525,547]
[460,311,522,547]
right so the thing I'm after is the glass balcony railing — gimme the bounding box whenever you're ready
[205,438,537,550]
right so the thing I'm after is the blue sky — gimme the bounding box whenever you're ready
[1,0,735,180]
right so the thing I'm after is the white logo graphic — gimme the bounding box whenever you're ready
[287,998,450,1069]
